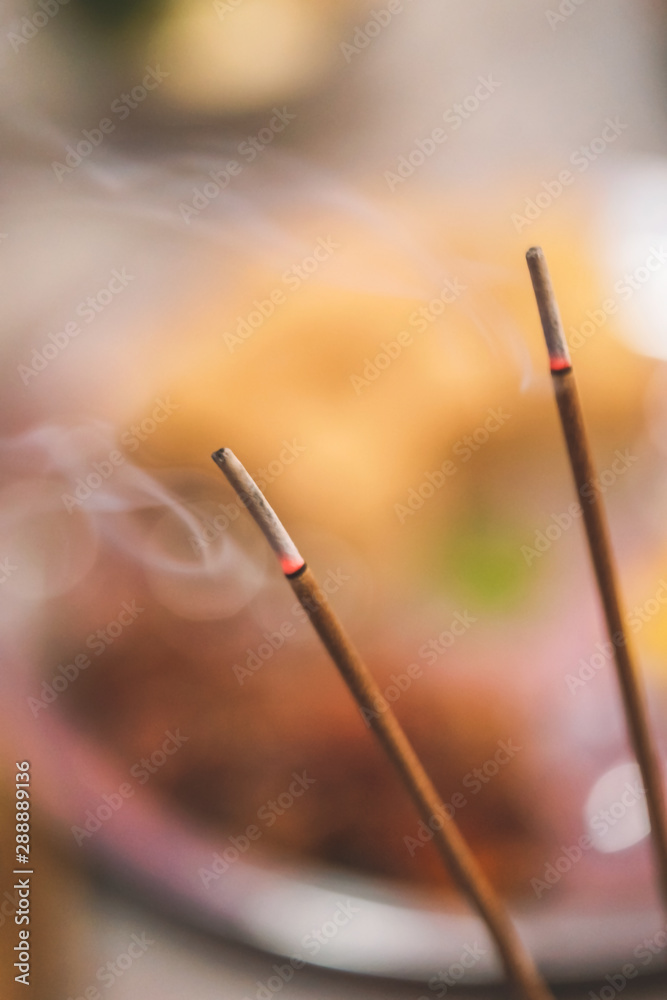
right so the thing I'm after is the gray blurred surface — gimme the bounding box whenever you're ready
[85,883,667,1000]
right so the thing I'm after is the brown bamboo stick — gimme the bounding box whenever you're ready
[526,245,667,912]
[212,446,555,1000]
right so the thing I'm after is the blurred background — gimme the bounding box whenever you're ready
[2,0,667,996]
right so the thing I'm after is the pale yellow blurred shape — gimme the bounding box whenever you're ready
[151,0,349,114]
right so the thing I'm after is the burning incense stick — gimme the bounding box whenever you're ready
[212,447,554,1000]
[526,246,667,910]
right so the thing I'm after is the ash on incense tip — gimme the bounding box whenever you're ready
[525,246,572,372]
[211,447,305,577]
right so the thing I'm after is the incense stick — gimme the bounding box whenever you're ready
[212,447,555,1000]
[526,246,667,910]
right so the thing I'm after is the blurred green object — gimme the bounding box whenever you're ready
[69,0,163,33]
[435,512,531,613]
